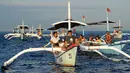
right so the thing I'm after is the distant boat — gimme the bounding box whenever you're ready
[4,20,41,40]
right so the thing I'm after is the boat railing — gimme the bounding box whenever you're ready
[82,39,130,46]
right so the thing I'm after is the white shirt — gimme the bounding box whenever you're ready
[50,36,60,43]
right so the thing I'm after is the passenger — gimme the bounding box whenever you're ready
[62,37,79,51]
[79,34,83,43]
[89,35,93,41]
[105,31,112,44]
[89,35,94,46]
[95,35,102,42]
[113,29,117,33]
[65,30,76,44]
[82,36,86,42]
[50,31,60,47]
[79,35,86,43]
[59,39,65,48]
[95,35,102,45]
[74,37,80,45]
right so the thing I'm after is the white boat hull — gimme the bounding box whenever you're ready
[4,33,41,40]
[55,47,77,66]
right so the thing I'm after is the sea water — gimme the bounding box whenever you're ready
[1,31,130,73]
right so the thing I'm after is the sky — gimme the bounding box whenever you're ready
[0,0,130,31]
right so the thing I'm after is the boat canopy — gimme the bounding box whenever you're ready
[48,19,87,30]
[17,25,29,29]
[47,27,58,30]
[113,26,122,28]
[36,29,43,30]
[87,20,115,25]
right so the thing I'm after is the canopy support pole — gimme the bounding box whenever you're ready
[68,1,71,30]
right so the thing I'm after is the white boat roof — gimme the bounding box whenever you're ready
[17,25,29,29]
[52,20,87,26]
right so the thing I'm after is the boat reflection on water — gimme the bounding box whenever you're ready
[52,65,75,73]
[60,66,75,73]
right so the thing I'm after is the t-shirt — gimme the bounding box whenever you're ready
[96,39,102,42]
[65,36,76,43]
[50,36,60,44]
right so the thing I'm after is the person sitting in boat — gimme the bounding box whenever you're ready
[88,35,94,46]
[105,31,112,44]
[65,30,76,44]
[62,37,79,51]
[113,29,118,35]
[89,35,94,41]
[50,31,60,47]
[79,34,86,43]
[95,35,102,45]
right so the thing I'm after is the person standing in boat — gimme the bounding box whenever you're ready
[50,31,60,47]
[65,30,76,44]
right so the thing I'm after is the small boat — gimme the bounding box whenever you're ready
[84,17,130,55]
[4,21,42,40]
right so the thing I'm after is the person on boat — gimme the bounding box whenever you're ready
[62,37,79,51]
[88,35,94,46]
[95,35,102,42]
[37,30,42,36]
[65,30,76,44]
[105,31,112,44]
[61,28,66,36]
[82,36,86,42]
[50,31,60,47]
[89,35,94,41]
[79,34,86,43]
[95,35,102,45]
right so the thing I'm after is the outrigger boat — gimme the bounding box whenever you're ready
[80,20,130,57]
[80,10,130,55]
[1,1,86,70]
[4,20,42,40]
